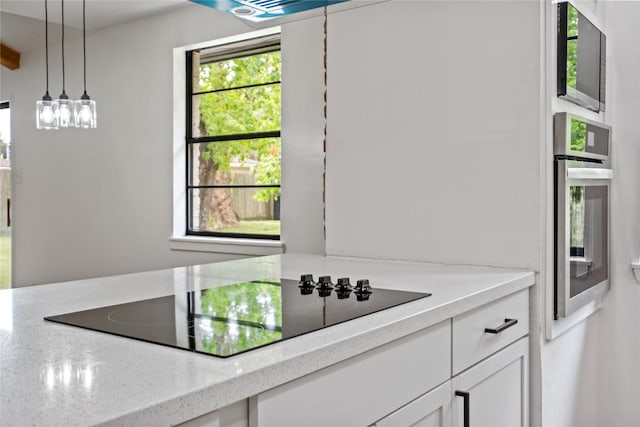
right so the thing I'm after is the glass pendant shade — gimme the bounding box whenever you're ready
[56,96,74,128]
[36,0,55,130]
[74,96,97,128]
[36,95,59,130]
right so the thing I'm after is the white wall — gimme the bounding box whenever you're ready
[280,16,326,256]
[596,1,640,424]
[325,0,541,270]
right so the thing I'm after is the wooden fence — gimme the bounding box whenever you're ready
[232,171,275,220]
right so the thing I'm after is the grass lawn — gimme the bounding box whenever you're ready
[0,233,10,289]
[217,220,280,235]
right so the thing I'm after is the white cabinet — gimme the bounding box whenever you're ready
[249,320,451,427]
[371,289,529,427]
[452,338,529,427]
[450,289,529,427]
[248,289,530,427]
[452,289,529,374]
[178,411,220,427]
[373,381,451,427]
[178,400,249,427]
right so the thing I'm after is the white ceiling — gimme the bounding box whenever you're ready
[1,0,191,53]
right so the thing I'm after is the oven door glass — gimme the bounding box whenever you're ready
[555,162,611,318]
[569,184,608,298]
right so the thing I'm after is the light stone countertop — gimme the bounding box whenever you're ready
[0,253,534,426]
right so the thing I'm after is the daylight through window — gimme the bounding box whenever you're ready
[186,35,281,239]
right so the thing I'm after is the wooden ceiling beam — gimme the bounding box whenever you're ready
[1,43,21,70]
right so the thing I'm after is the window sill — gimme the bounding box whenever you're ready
[169,235,284,256]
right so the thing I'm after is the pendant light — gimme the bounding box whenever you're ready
[74,0,97,128]
[36,0,58,130]
[55,0,74,128]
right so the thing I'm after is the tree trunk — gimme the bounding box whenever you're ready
[197,143,215,230]
[211,171,239,229]
[197,143,239,231]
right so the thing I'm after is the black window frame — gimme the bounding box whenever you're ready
[185,36,281,240]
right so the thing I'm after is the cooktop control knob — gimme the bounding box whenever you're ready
[299,286,314,295]
[335,277,352,291]
[298,274,316,295]
[316,275,334,290]
[336,289,353,299]
[356,292,371,301]
[355,279,372,294]
[299,274,315,287]
[318,287,333,297]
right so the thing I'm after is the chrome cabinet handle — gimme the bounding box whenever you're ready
[567,167,612,180]
[455,391,470,427]
[484,318,518,334]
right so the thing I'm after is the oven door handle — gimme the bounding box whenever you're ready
[567,167,612,180]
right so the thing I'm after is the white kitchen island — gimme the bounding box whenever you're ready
[0,253,534,426]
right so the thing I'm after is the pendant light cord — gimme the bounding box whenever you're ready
[322,6,327,243]
[61,0,66,95]
[44,0,50,96]
[83,0,87,94]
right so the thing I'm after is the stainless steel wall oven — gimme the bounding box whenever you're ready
[554,113,612,318]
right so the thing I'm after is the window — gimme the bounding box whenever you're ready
[186,34,281,240]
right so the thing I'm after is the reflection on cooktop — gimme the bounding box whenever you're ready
[44,277,431,358]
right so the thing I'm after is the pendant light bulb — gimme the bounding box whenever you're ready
[37,92,59,130]
[37,97,59,130]
[74,0,97,128]
[74,92,97,128]
[55,0,75,128]
[39,104,55,124]
[36,0,59,130]
[57,94,74,128]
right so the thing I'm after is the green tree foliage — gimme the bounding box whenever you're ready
[0,134,7,159]
[569,118,585,206]
[198,50,281,203]
[570,186,585,248]
[253,142,281,202]
[569,117,585,248]
[566,6,578,89]
[199,281,282,356]
[570,119,586,153]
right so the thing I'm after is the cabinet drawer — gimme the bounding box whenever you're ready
[249,320,451,427]
[452,289,528,374]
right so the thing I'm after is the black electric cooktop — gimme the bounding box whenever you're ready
[44,276,431,358]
